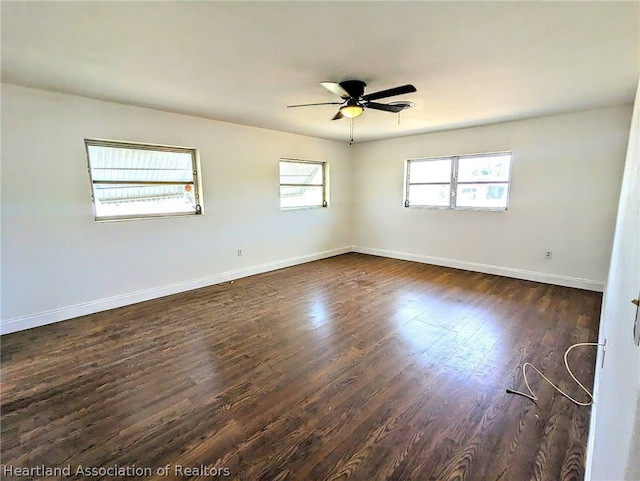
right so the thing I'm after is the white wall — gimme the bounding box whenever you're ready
[351,106,632,290]
[1,84,353,333]
[588,81,640,481]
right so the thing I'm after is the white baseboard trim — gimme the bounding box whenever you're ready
[2,245,604,335]
[0,246,351,335]
[351,245,605,292]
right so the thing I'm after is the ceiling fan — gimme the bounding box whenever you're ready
[287,80,417,120]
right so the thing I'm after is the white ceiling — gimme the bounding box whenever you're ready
[2,1,639,143]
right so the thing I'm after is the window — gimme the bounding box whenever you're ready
[405,152,512,211]
[85,139,202,221]
[279,159,327,209]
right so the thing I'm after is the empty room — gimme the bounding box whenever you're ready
[1,2,639,481]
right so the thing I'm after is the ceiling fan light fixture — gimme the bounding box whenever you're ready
[340,103,364,119]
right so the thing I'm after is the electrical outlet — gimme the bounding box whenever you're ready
[237,249,243,257]
[545,251,553,260]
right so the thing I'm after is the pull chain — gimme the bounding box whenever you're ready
[349,117,355,145]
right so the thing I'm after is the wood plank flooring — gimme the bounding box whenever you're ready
[1,253,601,481]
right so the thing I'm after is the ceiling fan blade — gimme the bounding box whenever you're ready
[321,81,351,99]
[365,102,405,113]
[362,84,417,102]
[287,101,344,108]
[331,111,344,120]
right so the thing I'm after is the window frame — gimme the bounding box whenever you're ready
[84,138,203,222]
[404,151,512,212]
[279,158,328,210]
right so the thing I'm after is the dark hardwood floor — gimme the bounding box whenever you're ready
[1,253,601,481]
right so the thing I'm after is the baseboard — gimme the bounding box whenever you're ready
[1,245,604,335]
[0,246,351,335]
[351,245,605,292]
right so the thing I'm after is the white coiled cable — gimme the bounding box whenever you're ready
[507,342,602,406]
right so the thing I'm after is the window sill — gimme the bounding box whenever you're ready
[405,205,507,212]
[280,205,327,211]
[95,212,202,222]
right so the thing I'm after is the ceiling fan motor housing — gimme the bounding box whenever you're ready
[340,80,366,99]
